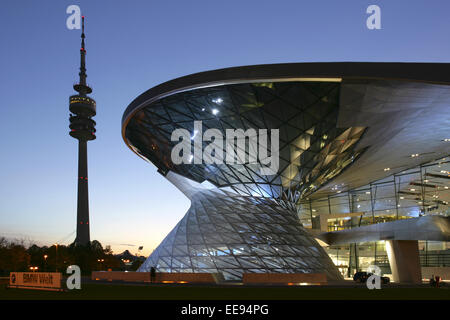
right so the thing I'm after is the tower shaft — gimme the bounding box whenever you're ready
[75,140,90,245]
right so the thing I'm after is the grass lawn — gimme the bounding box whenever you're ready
[1,283,449,300]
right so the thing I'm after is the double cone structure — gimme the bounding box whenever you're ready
[139,173,343,280]
[122,75,372,280]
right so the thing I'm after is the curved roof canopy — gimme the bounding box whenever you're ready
[123,62,450,201]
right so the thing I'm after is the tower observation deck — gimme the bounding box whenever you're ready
[69,16,96,246]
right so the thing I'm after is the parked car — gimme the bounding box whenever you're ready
[353,271,390,284]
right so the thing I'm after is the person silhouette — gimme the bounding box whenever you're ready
[150,266,156,283]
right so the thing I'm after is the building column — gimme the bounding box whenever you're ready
[386,240,422,283]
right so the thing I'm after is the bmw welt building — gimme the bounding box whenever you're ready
[122,63,450,282]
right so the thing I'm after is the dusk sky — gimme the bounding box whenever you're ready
[1,0,449,256]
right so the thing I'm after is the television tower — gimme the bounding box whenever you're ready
[69,16,96,246]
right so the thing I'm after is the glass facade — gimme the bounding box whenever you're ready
[125,81,366,204]
[299,158,450,277]
[138,189,343,280]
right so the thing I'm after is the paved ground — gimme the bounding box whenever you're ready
[1,279,449,300]
[83,277,449,288]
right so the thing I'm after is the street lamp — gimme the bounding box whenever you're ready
[97,259,105,270]
[54,243,58,272]
[43,254,48,272]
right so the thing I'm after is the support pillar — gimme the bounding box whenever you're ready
[386,240,422,283]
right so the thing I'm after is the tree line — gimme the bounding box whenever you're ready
[0,237,143,276]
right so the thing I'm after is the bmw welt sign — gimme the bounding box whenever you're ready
[9,272,62,291]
